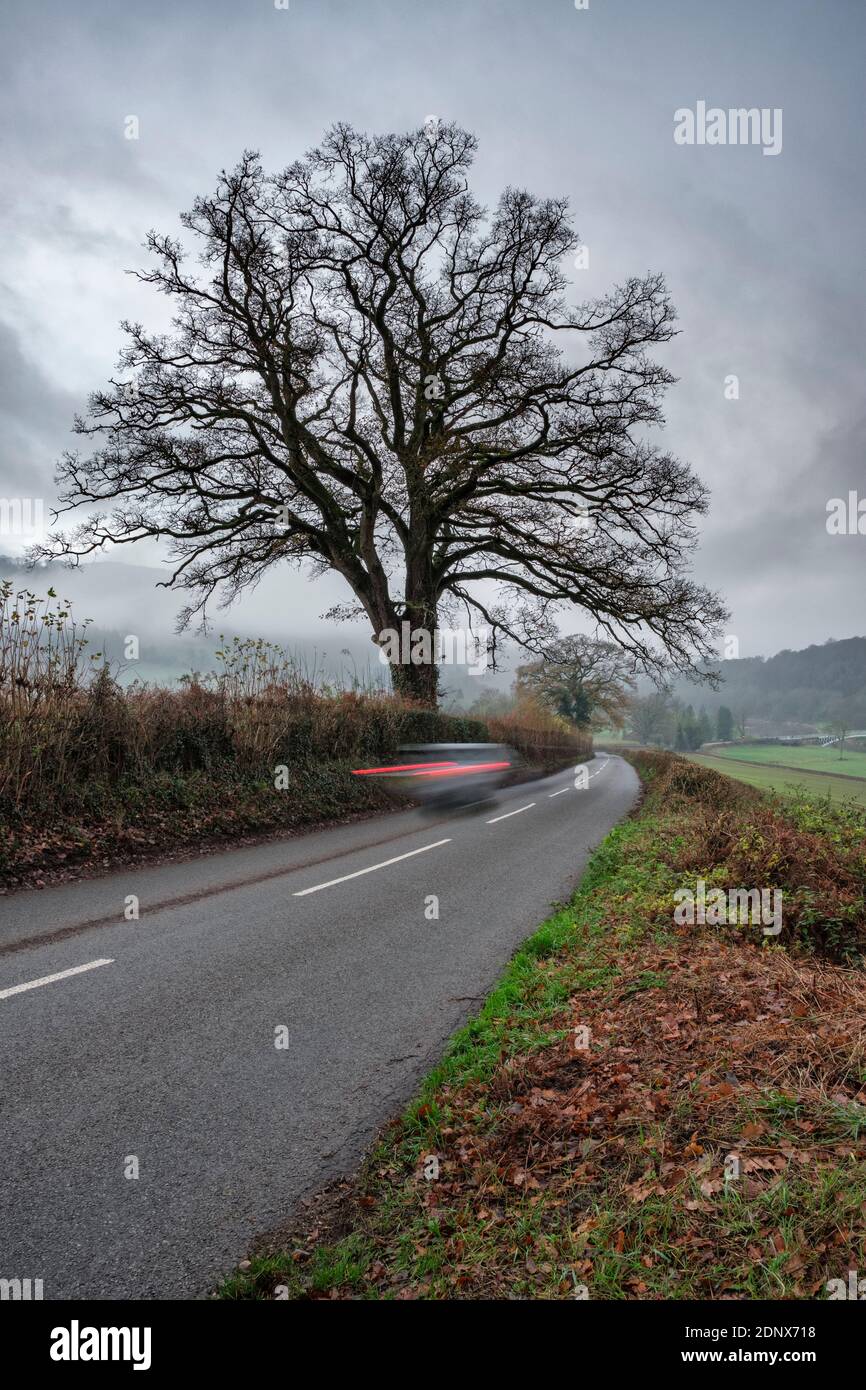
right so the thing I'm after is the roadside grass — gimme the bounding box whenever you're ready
[220,752,866,1300]
[685,750,866,811]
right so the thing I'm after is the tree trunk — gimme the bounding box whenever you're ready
[389,653,440,708]
[389,551,440,706]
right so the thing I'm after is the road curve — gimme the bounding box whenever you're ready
[0,753,638,1299]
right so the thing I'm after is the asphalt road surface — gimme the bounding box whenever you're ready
[0,752,638,1299]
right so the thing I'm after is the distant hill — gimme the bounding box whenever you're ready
[671,637,866,729]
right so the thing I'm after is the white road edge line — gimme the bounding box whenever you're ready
[293,838,452,896]
[487,802,536,824]
[0,958,114,1002]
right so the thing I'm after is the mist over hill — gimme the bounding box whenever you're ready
[4,555,864,725]
[669,637,866,730]
[0,554,384,687]
[0,555,480,697]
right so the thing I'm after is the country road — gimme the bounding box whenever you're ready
[0,752,638,1300]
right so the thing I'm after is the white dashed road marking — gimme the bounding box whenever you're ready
[0,958,114,1002]
[487,802,536,824]
[548,756,610,796]
[293,839,452,896]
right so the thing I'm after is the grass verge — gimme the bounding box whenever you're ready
[220,751,866,1300]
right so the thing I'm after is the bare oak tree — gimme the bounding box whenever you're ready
[40,122,727,706]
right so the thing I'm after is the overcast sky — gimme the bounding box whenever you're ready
[1,0,864,662]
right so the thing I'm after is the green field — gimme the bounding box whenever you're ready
[686,748,866,809]
[712,742,866,779]
[592,730,642,749]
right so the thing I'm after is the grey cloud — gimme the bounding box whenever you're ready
[0,0,864,656]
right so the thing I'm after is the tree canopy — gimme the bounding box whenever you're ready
[39,122,726,704]
[516,634,636,729]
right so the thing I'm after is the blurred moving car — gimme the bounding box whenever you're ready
[352,742,517,810]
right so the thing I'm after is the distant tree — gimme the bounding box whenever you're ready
[735,709,749,739]
[630,691,675,748]
[671,701,711,751]
[716,705,734,741]
[516,635,636,729]
[828,698,855,759]
[681,704,694,749]
[696,706,713,747]
[36,123,726,707]
[467,688,515,719]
